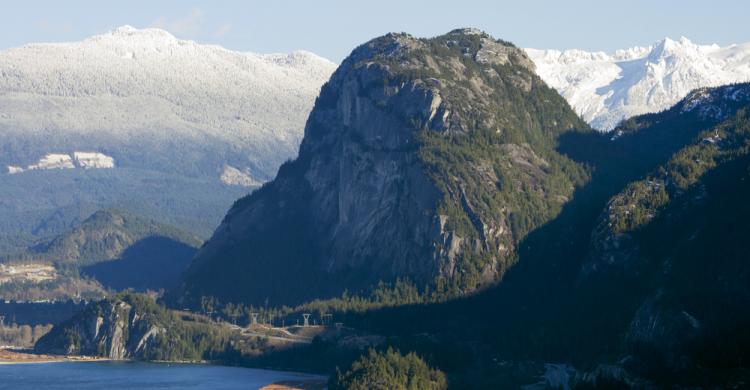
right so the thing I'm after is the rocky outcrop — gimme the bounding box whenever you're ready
[35,296,165,359]
[173,29,590,307]
[625,291,702,373]
[73,152,115,169]
[220,165,262,187]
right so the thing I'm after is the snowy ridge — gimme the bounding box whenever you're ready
[526,37,750,130]
[678,83,750,121]
[0,25,337,180]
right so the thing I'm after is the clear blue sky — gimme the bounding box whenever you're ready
[1,0,747,62]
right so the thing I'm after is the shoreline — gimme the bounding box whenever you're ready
[1,347,327,388]
[259,379,328,390]
[0,347,110,365]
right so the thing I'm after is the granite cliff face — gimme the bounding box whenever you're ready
[35,297,165,359]
[35,294,233,362]
[174,29,590,306]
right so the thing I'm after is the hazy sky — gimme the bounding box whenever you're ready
[1,0,747,61]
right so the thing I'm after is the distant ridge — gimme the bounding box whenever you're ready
[526,37,750,130]
[0,24,336,180]
[0,26,336,243]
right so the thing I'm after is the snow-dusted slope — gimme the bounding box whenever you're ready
[0,25,336,179]
[526,37,750,130]
[0,26,336,242]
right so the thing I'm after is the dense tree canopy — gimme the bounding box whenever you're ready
[330,348,447,390]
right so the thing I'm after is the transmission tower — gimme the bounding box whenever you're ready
[302,313,310,327]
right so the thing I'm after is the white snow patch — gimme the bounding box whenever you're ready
[6,151,117,174]
[73,151,115,169]
[27,153,75,170]
[6,165,23,174]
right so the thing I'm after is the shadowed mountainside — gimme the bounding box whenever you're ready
[81,236,197,292]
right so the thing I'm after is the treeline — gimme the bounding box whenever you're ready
[111,293,238,362]
[0,299,86,326]
[193,278,431,328]
[0,323,52,347]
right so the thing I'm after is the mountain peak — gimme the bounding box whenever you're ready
[112,25,139,34]
[526,37,750,130]
[172,29,588,307]
[447,27,489,37]
[655,36,693,46]
[648,36,699,60]
[112,24,173,37]
[348,28,529,75]
[89,25,180,45]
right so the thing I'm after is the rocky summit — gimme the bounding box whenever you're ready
[172,29,591,307]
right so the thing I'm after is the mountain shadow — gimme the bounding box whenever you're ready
[82,236,197,292]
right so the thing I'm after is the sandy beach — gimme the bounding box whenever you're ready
[0,347,64,364]
[259,379,328,390]
[0,347,108,364]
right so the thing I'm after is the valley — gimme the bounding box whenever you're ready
[0,209,200,303]
[26,27,750,388]
[0,6,748,388]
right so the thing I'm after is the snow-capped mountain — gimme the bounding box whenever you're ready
[0,25,336,180]
[526,37,750,130]
[0,26,336,243]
